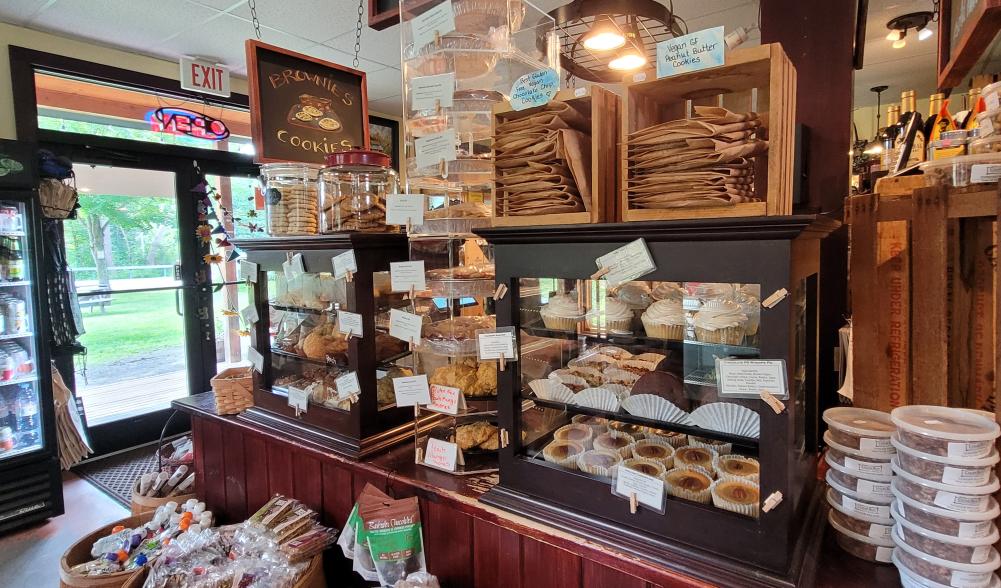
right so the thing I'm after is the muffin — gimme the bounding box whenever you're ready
[593,431,636,458]
[663,467,713,503]
[577,449,622,477]
[641,299,686,340]
[693,300,747,345]
[586,297,633,332]
[713,454,760,482]
[621,457,667,477]
[631,438,676,468]
[554,424,594,448]
[674,445,717,472]
[542,440,585,470]
[540,293,585,331]
[711,479,760,518]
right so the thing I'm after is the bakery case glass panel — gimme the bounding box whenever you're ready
[520,279,764,518]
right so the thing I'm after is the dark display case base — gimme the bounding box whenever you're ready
[481,482,826,588]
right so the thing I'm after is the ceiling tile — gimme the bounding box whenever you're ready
[0,0,52,25]
[185,0,243,10]
[365,67,403,100]
[157,13,316,70]
[302,43,386,76]
[324,25,402,69]
[229,0,357,45]
[369,95,403,117]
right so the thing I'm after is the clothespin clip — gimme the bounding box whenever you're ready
[590,266,610,280]
[345,270,353,283]
[415,446,424,464]
[409,337,417,352]
[406,219,412,235]
[439,158,447,178]
[409,285,416,300]
[500,428,510,448]
[762,288,789,309]
[494,283,508,300]
[762,491,783,513]
[414,405,421,418]
[760,390,786,414]
[433,30,441,47]
[347,393,359,404]
[457,447,466,467]
[498,351,506,372]
[629,492,638,514]
[434,98,442,116]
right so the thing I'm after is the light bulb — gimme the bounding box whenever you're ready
[918,26,933,41]
[582,17,626,52]
[892,38,907,49]
[609,50,647,71]
[886,29,902,41]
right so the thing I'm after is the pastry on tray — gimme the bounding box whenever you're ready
[664,467,713,503]
[711,478,760,518]
[455,421,498,451]
[429,357,497,397]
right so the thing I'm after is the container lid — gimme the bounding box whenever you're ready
[824,430,895,461]
[892,456,1001,495]
[823,407,895,438]
[894,551,1001,588]
[825,450,894,482]
[826,487,893,524]
[970,134,1001,149]
[981,80,1001,98]
[892,500,1000,547]
[323,148,391,169]
[892,525,1001,573]
[827,470,893,505]
[941,129,970,141]
[260,162,322,175]
[918,151,1001,169]
[827,510,895,547]
[976,107,1001,125]
[892,481,1001,522]
[891,434,1001,467]
[892,406,1000,442]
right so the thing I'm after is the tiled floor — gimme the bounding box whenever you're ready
[0,471,128,588]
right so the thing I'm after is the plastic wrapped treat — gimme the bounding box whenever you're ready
[892,459,999,513]
[827,489,892,542]
[824,431,893,479]
[828,511,893,563]
[892,483,1000,540]
[893,502,1000,566]
[891,406,999,460]
[892,434,999,487]
[893,526,1001,588]
[823,407,896,458]
[825,452,893,502]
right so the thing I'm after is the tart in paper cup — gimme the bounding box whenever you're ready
[571,414,608,435]
[542,440,586,470]
[607,420,647,440]
[576,449,622,477]
[674,445,718,472]
[711,478,760,518]
[593,430,636,458]
[688,435,733,456]
[554,424,594,448]
[621,457,667,478]
[631,438,676,468]
[663,466,713,504]
[713,454,760,482]
[646,430,688,448]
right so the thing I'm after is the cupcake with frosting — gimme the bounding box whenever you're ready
[641,299,686,340]
[614,282,653,317]
[693,300,747,345]
[586,297,633,332]
[735,286,761,337]
[540,293,585,331]
[651,281,686,302]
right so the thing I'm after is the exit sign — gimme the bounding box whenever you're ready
[180,56,230,97]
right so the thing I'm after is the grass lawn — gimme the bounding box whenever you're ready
[78,290,185,366]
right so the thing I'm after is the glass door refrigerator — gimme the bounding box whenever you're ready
[0,139,62,534]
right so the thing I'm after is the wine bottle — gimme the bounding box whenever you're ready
[956,88,981,129]
[893,90,925,172]
[925,93,944,141]
[964,94,986,130]
[881,105,900,171]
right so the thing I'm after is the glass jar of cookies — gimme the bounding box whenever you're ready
[319,149,399,233]
[261,163,321,237]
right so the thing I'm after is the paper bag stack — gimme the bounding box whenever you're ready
[494,102,592,216]
[625,106,768,209]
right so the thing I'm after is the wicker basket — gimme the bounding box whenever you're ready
[210,366,254,415]
[130,479,196,517]
[60,515,149,588]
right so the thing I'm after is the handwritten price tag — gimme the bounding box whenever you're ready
[424,437,458,471]
[427,384,464,415]
[393,375,431,406]
[510,68,560,111]
[656,26,725,79]
[239,260,258,283]
[332,250,357,279]
[595,239,656,286]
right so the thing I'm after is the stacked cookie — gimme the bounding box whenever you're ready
[321,193,392,233]
[822,407,897,564]
[265,181,319,236]
[889,406,1001,587]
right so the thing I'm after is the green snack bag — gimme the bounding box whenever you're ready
[345,484,390,581]
[359,496,426,586]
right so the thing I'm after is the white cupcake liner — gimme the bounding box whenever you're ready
[574,387,621,412]
[694,325,745,345]
[593,431,637,458]
[547,370,588,389]
[710,478,760,518]
[603,367,641,386]
[621,457,667,478]
[554,424,594,449]
[712,454,760,482]
[540,309,583,331]
[568,365,605,386]
[646,430,688,448]
[688,435,734,456]
[630,352,667,365]
[528,379,575,404]
[576,449,623,477]
[569,353,619,368]
[571,414,609,436]
[622,394,694,425]
[663,466,713,503]
[690,402,760,439]
[641,315,686,341]
[591,345,633,360]
[542,440,586,470]
[603,383,632,402]
[631,438,676,468]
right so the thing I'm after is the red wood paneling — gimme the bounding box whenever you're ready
[292,453,323,513]
[522,538,582,588]
[423,500,474,587]
[221,426,247,522]
[321,462,354,529]
[243,434,270,516]
[472,517,523,588]
[191,417,205,498]
[582,559,649,588]
[200,419,226,511]
[266,440,293,497]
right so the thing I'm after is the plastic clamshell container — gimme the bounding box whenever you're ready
[824,449,892,482]
[824,431,893,478]
[919,152,1001,188]
[892,458,999,513]
[892,406,1000,459]
[892,502,1000,566]
[826,488,893,541]
[968,135,1001,154]
[975,108,1001,135]
[894,551,1001,588]
[828,475,892,519]
[827,511,893,563]
[823,407,896,457]
[981,80,1001,110]
[892,483,1000,540]
[892,434,1000,487]
[892,526,1000,588]
[825,469,892,504]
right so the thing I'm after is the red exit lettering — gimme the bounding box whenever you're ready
[190,63,223,91]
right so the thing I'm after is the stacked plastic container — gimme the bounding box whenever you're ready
[823,407,897,564]
[890,406,1001,588]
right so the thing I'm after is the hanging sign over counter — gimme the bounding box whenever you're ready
[246,40,369,164]
[656,26,725,79]
[180,56,231,97]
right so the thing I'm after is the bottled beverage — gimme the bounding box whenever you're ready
[881,105,900,170]
[893,90,926,173]
[7,238,24,282]
[956,88,982,129]
[14,384,38,444]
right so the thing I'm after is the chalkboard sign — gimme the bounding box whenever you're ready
[246,40,370,164]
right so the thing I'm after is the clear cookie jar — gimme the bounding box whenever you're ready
[261,163,321,237]
[319,149,399,233]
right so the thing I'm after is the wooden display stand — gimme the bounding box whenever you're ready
[846,177,999,413]
[619,43,796,221]
[491,86,619,226]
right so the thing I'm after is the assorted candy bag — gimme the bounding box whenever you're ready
[359,496,427,587]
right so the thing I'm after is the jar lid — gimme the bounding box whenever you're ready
[940,129,969,141]
[324,148,390,168]
[823,407,895,438]
[891,405,1001,442]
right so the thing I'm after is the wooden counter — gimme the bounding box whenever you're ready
[174,392,900,588]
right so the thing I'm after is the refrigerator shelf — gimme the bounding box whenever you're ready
[0,442,43,460]
[0,281,30,287]
[0,332,32,340]
[0,374,38,387]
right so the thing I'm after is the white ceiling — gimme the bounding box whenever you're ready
[0,0,763,116]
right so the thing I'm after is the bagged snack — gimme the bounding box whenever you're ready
[338,483,390,559]
[394,571,441,588]
[360,496,427,586]
[352,486,392,581]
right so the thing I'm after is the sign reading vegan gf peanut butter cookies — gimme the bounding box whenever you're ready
[246,40,369,164]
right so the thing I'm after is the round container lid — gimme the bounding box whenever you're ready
[825,469,892,504]
[824,430,895,461]
[892,456,1001,495]
[823,407,895,438]
[894,551,1001,588]
[892,525,1001,573]
[827,510,895,547]
[891,434,1001,466]
[324,148,391,168]
[891,405,1000,442]
[892,480,1001,522]
[826,488,893,524]
[824,450,893,482]
[892,500,1000,547]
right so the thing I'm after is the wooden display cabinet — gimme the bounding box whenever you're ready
[476,216,838,587]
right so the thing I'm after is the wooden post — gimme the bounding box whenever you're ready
[911,185,950,405]
[849,194,880,409]
[876,221,910,409]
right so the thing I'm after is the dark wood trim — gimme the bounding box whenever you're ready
[937,0,1001,90]
[368,114,400,172]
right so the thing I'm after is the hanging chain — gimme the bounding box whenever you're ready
[248,0,262,39]
[932,0,940,22]
[353,0,364,68]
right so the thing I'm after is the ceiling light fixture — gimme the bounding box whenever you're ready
[885,11,934,49]
[893,33,907,49]
[886,29,902,42]
[918,25,933,40]
[581,15,626,51]
[608,32,647,71]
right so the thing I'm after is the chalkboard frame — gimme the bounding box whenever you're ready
[246,40,370,164]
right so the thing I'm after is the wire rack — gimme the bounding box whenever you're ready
[556,12,685,82]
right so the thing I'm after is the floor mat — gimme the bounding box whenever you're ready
[72,443,159,508]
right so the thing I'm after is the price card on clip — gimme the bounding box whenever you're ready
[428,384,465,415]
[411,73,455,111]
[715,358,789,400]
[287,386,309,413]
[595,239,656,286]
[283,253,306,282]
[332,250,357,279]
[614,467,665,511]
[390,260,426,293]
[239,260,258,283]
[240,304,259,325]
[386,194,426,226]
[393,374,431,406]
[509,68,560,111]
[247,347,265,373]
[335,371,361,400]
[337,311,363,338]
[415,129,457,170]
[410,1,455,50]
[477,332,515,360]
[424,437,458,472]
[389,308,423,343]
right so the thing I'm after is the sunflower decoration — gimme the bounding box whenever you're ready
[238,329,251,337]
[203,253,224,264]
[195,224,213,243]
[221,308,240,317]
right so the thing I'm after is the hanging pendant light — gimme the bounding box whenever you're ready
[581,15,626,51]
[608,33,647,71]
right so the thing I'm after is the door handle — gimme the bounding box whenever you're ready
[175,289,183,317]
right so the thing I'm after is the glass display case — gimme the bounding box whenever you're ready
[477,217,838,586]
[234,234,437,458]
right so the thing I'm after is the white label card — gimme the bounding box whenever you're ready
[290,253,306,276]
[239,260,258,282]
[615,468,665,511]
[390,260,426,293]
[410,1,455,50]
[332,250,357,279]
[716,359,789,399]
[287,386,309,413]
[389,308,423,343]
[335,372,361,400]
[247,347,265,373]
[595,239,656,286]
[410,73,455,111]
[393,375,431,406]
[970,164,1001,184]
[424,437,458,471]
[337,311,364,338]
[478,332,515,360]
[656,26,725,79]
[427,384,464,415]
[240,304,259,325]
[415,129,457,170]
[386,194,426,226]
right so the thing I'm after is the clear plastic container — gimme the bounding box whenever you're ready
[893,502,1000,566]
[975,108,1001,135]
[826,488,892,541]
[827,511,893,563]
[892,434,1000,487]
[895,552,1001,588]
[920,153,1001,188]
[893,526,1000,588]
[828,475,892,519]
[452,0,526,35]
[892,459,999,513]
[261,163,321,236]
[318,149,398,233]
[407,34,500,80]
[824,431,893,478]
[892,483,1000,540]
[823,407,896,457]
[969,135,1001,154]
[892,406,1000,459]
[825,454,893,501]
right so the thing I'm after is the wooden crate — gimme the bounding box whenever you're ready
[619,43,796,221]
[491,86,619,226]
[846,177,999,413]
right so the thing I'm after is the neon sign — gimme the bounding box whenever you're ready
[149,107,230,141]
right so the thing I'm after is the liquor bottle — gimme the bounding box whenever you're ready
[881,105,900,170]
[964,94,986,131]
[925,93,956,141]
[956,88,981,129]
[893,90,925,173]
